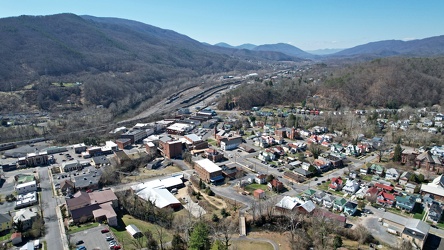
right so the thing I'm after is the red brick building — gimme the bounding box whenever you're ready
[159,140,182,159]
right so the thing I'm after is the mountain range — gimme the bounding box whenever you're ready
[0,13,444,112]
[215,35,444,59]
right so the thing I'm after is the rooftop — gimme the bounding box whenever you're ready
[195,159,222,173]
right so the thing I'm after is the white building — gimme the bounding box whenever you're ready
[343,179,360,194]
[15,181,37,195]
[15,191,38,208]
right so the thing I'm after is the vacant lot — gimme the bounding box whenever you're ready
[231,239,274,250]
[110,215,173,250]
[121,165,182,183]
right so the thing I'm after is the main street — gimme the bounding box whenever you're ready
[38,166,63,250]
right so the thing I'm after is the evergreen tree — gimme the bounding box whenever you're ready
[393,143,402,162]
[189,222,211,250]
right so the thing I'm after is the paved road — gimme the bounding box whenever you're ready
[39,166,63,250]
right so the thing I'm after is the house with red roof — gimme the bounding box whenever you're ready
[377,191,396,207]
[375,182,394,192]
[329,177,343,191]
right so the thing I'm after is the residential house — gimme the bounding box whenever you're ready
[344,201,358,216]
[322,195,335,209]
[283,171,305,183]
[377,191,396,207]
[0,214,12,233]
[258,151,275,162]
[303,189,317,198]
[360,168,369,175]
[255,174,267,184]
[395,195,416,213]
[329,177,343,191]
[13,207,40,230]
[345,144,361,156]
[369,164,385,176]
[385,168,400,181]
[268,179,284,192]
[313,209,346,227]
[428,201,443,223]
[313,191,326,204]
[375,182,394,193]
[333,198,347,212]
[343,179,360,194]
[294,167,313,178]
[405,183,417,194]
[275,196,299,212]
[399,171,414,185]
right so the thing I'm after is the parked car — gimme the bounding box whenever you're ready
[75,240,84,245]
[76,246,86,250]
[106,235,114,241]
[101,229,109,233]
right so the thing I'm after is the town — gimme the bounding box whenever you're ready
[1,85,444,250]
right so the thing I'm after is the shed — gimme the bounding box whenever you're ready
[126,224,142,238]
[253,189,265,199]
[11,232,22,245]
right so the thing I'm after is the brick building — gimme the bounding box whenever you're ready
[194,159,224,183]
[159,139,182,159]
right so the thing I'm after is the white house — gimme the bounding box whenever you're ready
[15,181,37,195]
[343,179,360,194]
[385,168,400,181]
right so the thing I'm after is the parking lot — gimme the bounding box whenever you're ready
[70,224,120,250]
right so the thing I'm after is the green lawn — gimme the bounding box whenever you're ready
[68,222,100,234]
[110,215,173,250]
[413,209,426,220]
[0,231,12,241]
[207,138,218,146]
[244,183,269,194]
[231,240,274,250]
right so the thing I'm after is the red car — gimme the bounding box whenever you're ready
[112,246,121,250]
[86,189,93,193]
[101,229,109,233]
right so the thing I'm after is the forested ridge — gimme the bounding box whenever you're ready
[0,13,300,112]
[221,57,444,110]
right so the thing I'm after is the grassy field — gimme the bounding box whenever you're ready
[121,165,182,183]
[244,183,268,193]
[231,240,274,250]
[110,215,173,250]
[68,222,99,234]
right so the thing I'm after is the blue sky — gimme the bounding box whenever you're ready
[1,0,443,50]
